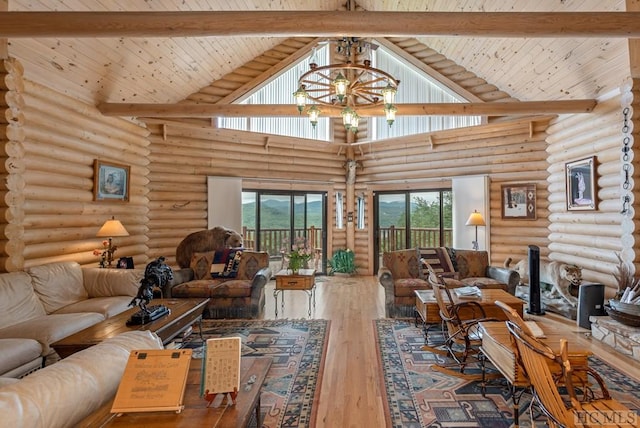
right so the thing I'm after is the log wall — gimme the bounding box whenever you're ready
[356,116,553,271]
[545,93,626,296]
[0,58,151,272]
[145,120,345,267]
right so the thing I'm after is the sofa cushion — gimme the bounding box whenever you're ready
[190,251,214,280]
[0,312,105,356]
[235,251,268,281]
[0,338,42,376]
[382,248,421,279]
[0,330,162,428]
[451,249,489,279]
[460,277,507,291]
[27,262,86,314]
[393,277,430,297]
[82,268,143,297]
[0,272,46,328]
[211,249,243,278]
[53,296,133,318]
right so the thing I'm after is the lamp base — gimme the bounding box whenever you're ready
[126,305,170,326]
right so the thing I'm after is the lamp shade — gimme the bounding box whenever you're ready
[96,217,129,237]
[465,210,486,227]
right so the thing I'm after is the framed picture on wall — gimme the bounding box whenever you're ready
[93,160,130,202]
[501,183,536,219]
[565,156,597,211]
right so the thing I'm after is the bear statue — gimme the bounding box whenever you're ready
[175,226,243,268]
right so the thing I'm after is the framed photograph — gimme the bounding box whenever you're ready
[93,160,130,202]
[501,183,536,219]
[566,156,597,211]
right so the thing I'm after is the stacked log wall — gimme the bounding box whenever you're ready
[0,62,151,272]
[146,121,345,267]
[356,117,552,270]
[546,92,633,296]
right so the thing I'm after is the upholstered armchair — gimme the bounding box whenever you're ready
[378,248,429,318]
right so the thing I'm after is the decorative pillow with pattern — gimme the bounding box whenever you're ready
[190,252,214,280]
[211,248,243,278]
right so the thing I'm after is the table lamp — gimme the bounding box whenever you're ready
[96,216,129,267]
[465,210,485,251]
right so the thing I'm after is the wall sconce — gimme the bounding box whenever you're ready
[357,194,365,230]
[96,216,129,267]
[465,210,485,251]
[335,192,344,229]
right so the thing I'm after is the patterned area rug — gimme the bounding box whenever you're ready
[375,318,640,428]
[180,319,330,428]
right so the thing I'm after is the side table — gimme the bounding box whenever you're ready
[274,269,316,316]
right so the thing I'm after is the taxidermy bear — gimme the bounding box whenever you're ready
[175,226,243,268]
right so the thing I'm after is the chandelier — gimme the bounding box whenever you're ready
[293,37,400,133]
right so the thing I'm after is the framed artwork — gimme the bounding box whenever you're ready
[501,183,536,219]
[93,160,130,202]
[566,156,597,211]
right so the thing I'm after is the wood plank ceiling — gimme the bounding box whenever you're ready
[5,0,630,109]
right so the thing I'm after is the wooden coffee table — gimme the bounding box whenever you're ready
[52,298,209,359]
[79,356,272,428]
[274,269,316,316]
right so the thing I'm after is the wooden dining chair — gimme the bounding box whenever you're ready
[426,267,499,376]
[506,320,636,428]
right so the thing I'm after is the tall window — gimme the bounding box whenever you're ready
[371,45,481,140]
[218,46,331,141]
[374,189,452,271]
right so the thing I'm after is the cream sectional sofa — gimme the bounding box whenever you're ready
[0,330,163,428]
[0,261,145,377]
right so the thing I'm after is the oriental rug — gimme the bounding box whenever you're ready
[179,319,330,428]
[375,318,640,428]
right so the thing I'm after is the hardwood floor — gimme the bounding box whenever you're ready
[257,275,640,427]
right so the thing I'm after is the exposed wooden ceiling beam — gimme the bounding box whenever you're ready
[98,100,596,118]
[0,12,639,38]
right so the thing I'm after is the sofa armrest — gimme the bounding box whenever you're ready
[378,266,393,288]
[378,267,396,317]
[250,266,272,301]
[162,268,195,298]
[486,266,520,295]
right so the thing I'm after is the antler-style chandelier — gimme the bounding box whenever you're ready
[293,37,400,133]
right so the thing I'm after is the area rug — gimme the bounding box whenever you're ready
[375,318,640,428]
[179,319,330,428]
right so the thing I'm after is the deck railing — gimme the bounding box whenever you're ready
[242,225,452,255]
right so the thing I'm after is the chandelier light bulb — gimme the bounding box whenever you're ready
[333,73,350,102]
[382,82,397,105]
[293,85,308,114]
[341,107,355,130]
[307,105,321,128]
[384,104,398,127]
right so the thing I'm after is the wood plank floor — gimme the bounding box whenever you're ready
[257,275,640,428]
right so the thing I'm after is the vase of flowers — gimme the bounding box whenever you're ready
[283,236,312,274]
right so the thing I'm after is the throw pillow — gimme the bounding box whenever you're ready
[190,252,214,280]
[211,249,243,278]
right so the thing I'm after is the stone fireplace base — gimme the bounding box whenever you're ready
[590,315,640,362]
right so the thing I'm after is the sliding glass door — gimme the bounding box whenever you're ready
[374,189,452,272]
[242,191,326,274]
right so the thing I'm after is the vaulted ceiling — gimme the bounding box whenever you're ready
[4,0,631,112]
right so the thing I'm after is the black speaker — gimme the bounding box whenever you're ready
[577,283,606,329]
[527,245,545,315]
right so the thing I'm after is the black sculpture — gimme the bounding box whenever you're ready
[127,256,174,325]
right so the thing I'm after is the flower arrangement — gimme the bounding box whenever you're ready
[282,236,313,274]
[93,239,117,268]
[328,248,357,275]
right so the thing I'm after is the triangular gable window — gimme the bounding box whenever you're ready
[218,42,480,141]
